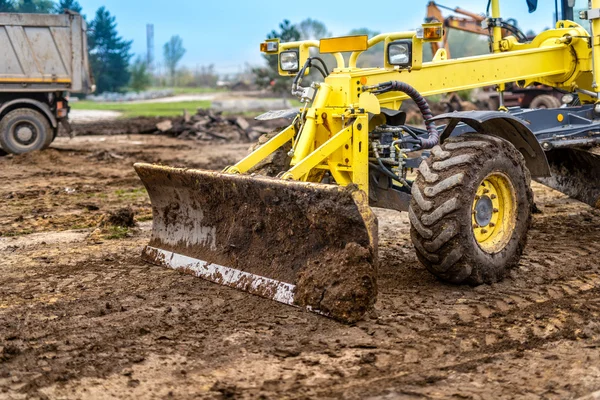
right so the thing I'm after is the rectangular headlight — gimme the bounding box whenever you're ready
[280,50,299,72]
[387,40,412,68]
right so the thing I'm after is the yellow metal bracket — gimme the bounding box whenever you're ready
[225,124,296,174]
[281,126,352,181]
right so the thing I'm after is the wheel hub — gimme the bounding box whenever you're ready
[13,122,37,146]
[472,172,517,253]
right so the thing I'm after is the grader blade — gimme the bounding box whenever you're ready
[536,147,600,209]
[134,163,378,323]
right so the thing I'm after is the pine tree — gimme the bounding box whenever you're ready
[15,0,54,13]
[54,0,82,14]
[0,0,16,12]
[253,20,300,94]
[88,6,132,93]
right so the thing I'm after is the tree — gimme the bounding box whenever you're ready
[253,19,300,94]
[129,56,151,92]
[88,7,132,93]
[15,0,54,13]
[163,35,185,86]
[54,0,82,14]
[0,0,15,12]
[348,28,383,68]
[298,18,329,40]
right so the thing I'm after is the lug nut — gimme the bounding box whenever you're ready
[489,222,496,227]
[483,188,490,194]
[493,208,499,213]
[473,224,479,229]
[481,229,488,234]
[490,194,497,199]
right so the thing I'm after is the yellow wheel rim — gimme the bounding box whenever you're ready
[471,172,517,253]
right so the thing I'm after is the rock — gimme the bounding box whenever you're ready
[156,120,173,132]
[183,109,191,123]
[234,116,250,131]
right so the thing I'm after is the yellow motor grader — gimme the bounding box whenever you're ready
[135,0,600,323]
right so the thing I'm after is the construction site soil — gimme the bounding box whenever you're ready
[1,125,600,399]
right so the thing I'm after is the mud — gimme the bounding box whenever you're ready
[135,166,378,322]
[1,133,600,399]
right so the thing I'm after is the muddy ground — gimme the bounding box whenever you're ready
[1,129,600,399]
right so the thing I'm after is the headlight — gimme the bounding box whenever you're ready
[280,50,299,72]
[388,40,412,68]
[561,93,575,104]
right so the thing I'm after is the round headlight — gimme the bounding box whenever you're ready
[280,51,299,72]
[561,93,574,104]
[388,41,412,67]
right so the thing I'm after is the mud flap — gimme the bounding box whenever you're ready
[134,163,379,323]
[536,147,600,209]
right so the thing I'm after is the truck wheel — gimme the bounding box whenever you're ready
[529,94,561,109]
[0,109,52,154]
[409,134,533,285]
[247,128,291,176]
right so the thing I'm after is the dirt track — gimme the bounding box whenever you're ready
[1,132,600,399]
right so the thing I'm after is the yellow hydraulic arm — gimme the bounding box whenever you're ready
[227,0,596,197]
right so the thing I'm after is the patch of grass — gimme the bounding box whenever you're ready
[105,226,130,240]
[114,187,147,198]
[149,86,226,95]
[71,100,212,118]
[1,229,33,237]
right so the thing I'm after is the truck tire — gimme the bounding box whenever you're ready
[0,108,52,154]
[409,134,533,285]
[247,128,291,176]
[529,94,561,109]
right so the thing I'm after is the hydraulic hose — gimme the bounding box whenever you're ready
[367,81,439,149]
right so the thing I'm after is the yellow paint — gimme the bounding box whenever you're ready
[320,35,368,54]
[229,0,599,197]
[472,173,517,253]
[0,77,71,83]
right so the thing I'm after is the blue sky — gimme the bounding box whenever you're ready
[76,0,566,75]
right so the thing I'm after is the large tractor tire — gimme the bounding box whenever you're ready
[529,94,561,109]
[247,128,291,176]
[0,108,52,155]
[409,134,533,285]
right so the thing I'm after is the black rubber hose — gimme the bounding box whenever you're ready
[373,81,439,149]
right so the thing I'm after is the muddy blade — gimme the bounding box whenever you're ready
[536,147,600,209]
[134,163,378,323]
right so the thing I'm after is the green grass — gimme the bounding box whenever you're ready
[148,86,226,95]
[71,100,212,118]
[105,226,130,240]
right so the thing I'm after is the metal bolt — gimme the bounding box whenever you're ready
[481,229,488,234]
[489,222,496,227]
[357,123,363,131]
[483,188,490,194]
[473,224,479,229]
[493,208,499,213]
[490,194,497,199]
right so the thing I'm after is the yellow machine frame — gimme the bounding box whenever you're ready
[225,0,599,196]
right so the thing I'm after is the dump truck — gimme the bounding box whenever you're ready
[135,0,600,323]
[0,11,93,155]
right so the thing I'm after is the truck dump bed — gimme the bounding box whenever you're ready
[0,12,93,93]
